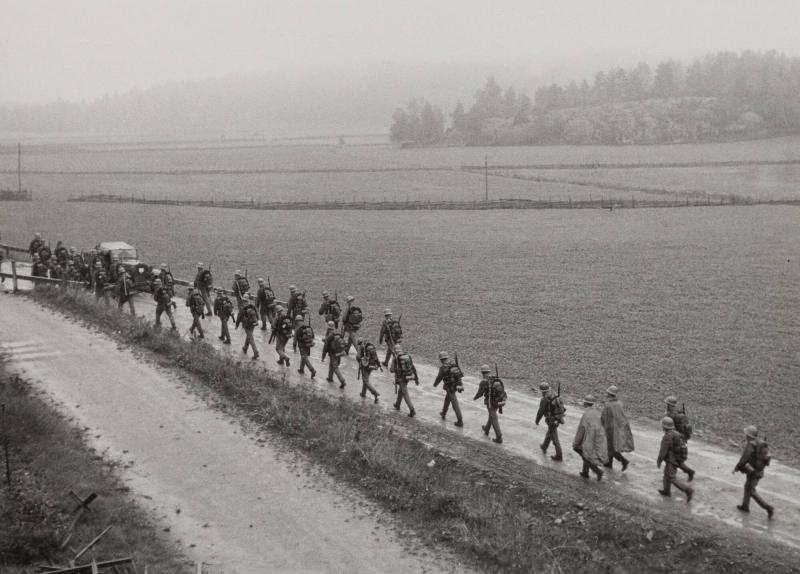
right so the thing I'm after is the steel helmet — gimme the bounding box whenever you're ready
[394,344,403,353]
[606,385,618,397]
[70,246,76,252]
[480,364,491,373]
[356,336,364,344]
[187,286,194,291]
[664,395,678,407]
[661,416,675,430]
[744,425,758,439]
[346,295,354,302]
[295,314,304,321]
[289,285,297,291]
[153,278,162,284]
[197,262,203,268]
[160,263,168,269]
[583,394,596,406]
[539,382,550,392]
[258,277,265,284]
[322,290,330,297]
[384,308,392,316]
[438,351,449,360]
[327,320,335,328]
[234,270,242,277]
[35,232,42,239]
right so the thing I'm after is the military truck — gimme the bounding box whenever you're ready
[96,241,153,292]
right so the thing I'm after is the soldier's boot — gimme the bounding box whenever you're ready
[451,395,464,426]
[382,347,391,367]
[659,472,672,496]
[482,423,490,436]
[551,440,563,461]
[616,453,630,471]
[336,369,346,389]
[326,363,335,383]
[492,436,503,444]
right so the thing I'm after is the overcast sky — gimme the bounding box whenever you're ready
[1,0,798,104]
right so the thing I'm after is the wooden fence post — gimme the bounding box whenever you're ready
[11,260,18,293]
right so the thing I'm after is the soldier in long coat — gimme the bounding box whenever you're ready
[573,394,608,481]
[601,385,634,471]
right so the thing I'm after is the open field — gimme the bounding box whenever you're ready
[2,201,799,466]
[511,164,800,201]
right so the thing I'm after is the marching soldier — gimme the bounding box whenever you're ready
[193,262,214,315]
[186,286,206,338]
[664,395,696,481]
[656,417,694,502]
[536,382,565,461]
[270,305,293,366]
[432,351,464,427]
[92,261,109,304]
[392,344,418,417]
[573,394,607,480]
[29,232,44,257]
[601,385,634,471]
[321,321,346,388]
[159,263,175,297]
[293,315,317,378]
[255,278,276,330]
[474,364,505,443]
[153,278,176,330]
[232,270,250,310]
[236,296,260,359]
[318,291,341,329]
[733,425,774,519]
[116,269,135,316]
[341,295,363,355]
[355,337,380,402]
[213,289,234,344]
[379,309,402,368]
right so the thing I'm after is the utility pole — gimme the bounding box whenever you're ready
[484,154,489,201]
[17,143,22,193]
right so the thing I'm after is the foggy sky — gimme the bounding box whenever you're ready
[1,0,798,104]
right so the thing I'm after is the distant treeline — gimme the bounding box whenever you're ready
[390,51,800,145]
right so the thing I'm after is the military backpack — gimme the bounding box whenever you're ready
[396,353,415,382]
[672,432,689,463]
[329,333,345,355]
[388,319,403,341]
[754,439,771,470]
[360,342,380,370]
[547,395,566,420]
[489,376,507,408]
[200,269,213,288]
[234,276,249,293]
[277,315,293,337]
[298,325,316,348]
[327,300,341,321]
[445,362,464,389]
[347,306,363,327]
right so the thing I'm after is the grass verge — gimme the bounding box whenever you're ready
[0,355,189,572]
[27,285,800,573]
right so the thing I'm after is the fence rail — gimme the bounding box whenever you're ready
[65,193,800,211]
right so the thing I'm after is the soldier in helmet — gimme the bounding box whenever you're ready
[293,315,317,378]
[213,288,234,344]
[432,351,464,427]
[116,269,135,315]
[355,337,381,402]
[29,232,44,257]
[92,261,110,304]
[255,278,276,330]
[341,295,363,355]
[236,295,260,359]
[379,309,402,368]
[159,263,175,297]
[321,320,346,388]
[536,382,565,461]
[664,395,695,480]
[318,290,342,329]
[656,416,694,502]
[392,344,419,417]
[474,365,505,443]
[193,261,214,319]
[186,286,206,338]
[733,425,774,519]
[232,270,250,311]
[601,385,634,471]
[153,278,176,331]
[270,304,293,366]
[573,394,607,480]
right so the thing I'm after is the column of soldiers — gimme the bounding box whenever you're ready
[21,233,777,521]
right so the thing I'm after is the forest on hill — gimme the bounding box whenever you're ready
[390,51,800,146]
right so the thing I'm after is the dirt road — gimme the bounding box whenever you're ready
[0,285,469,573]
[3,262,800,553]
